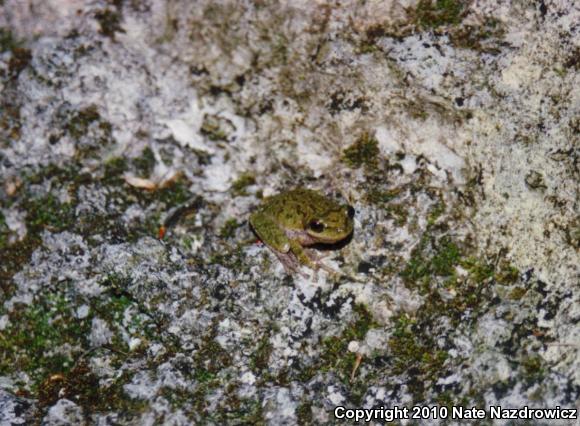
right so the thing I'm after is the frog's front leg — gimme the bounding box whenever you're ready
[302,248,338,275]
[250,211,303,274]
[250,211,290,252]
[288,239,317,270]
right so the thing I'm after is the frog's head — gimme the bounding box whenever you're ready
[305,205,355,243]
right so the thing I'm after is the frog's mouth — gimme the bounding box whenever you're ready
[306,229,353,244]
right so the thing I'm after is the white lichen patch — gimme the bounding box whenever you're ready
[42,399,85,426]
[0,0,579,424]
[89,317,113,347]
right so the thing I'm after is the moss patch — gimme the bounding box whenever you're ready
[36,363,146,420]
[201,115,229,141]
[219,219,241,239]
[415,0,464,29]
[95,8,126,39]
[293,303,380,396]
[0,293,91,387]
[296,401,313,423]
[102,156,129,185]
[367,187,403,205]
[0,210,8,249]
[249,334,274,373]
[389,313,448,392]
[231,173,256,196]
[449,18,505,52]
[0,28,21,53]
[190,320,236,416]
[25,194,75,233]
[66,105,101,139]
[520,355,546,384]
[342,132,380,169]
[401,236,461,290]
[0,179,77,286]
[495,262,520,285]
[132,146,156,176]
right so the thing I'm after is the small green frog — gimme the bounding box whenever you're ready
[249,188,354,273]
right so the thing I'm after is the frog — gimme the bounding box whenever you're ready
[249,188,355,274]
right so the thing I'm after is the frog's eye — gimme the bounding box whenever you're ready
[308,220,325,233]
[347,205,355,219]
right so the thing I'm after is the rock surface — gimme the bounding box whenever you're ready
[0,0,578,424]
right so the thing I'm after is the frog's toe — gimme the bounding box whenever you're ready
[304,249,339,275]
[304,248,321,262]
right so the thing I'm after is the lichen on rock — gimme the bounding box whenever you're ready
[0,0,578,424]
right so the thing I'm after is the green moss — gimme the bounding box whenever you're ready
[388,314,448,399]
[0,237,38,290]
[192,375,221,415]
[416,0,464,29]
[296,401,313,424]
[460,257,494,283]
[220,219,241,239]
[22,163,80,186]
[62,106,114,160]
[495,263,520,285]
[0,269,155,399]
[553,67,567,77]
[317,304,379,382]
[99,293,133,320]
[132,146,156,175]
[190,321,237,416]
[427,201,446,225]
[448,18,505,52]
[103,156,129,185]
[201,117,228,141]
[99,167,194,239]
[249,335,273,373]
[358,41,380,54]
[0,28,29,77]
[0,28,21,52]
[157,178,191,207]
[7,47,32,77]
[436,391,469,410]
[431,238,460,276]
[296,304,377,384]
[231,173,256,196]
[401,236,460,290]
[508,287,527,301]
[0,293,91,386]
[367,187,403,205]
[394,246,516,400]
[25,194,74,233]
[66,105,101,140]
[342,133,380,169]
[94,8,125,39]
[194,369,217,384]
[99,273,132,296]
[386,203,409,226]
[0,211,8,249]
[209,245,248,271]
[222,398,265,425]
[37,364,146,418]
[410,108,429,121]
[0,188,77,284]
[92,274,159,348]
[520,355,545,383]
[195,334,233,375]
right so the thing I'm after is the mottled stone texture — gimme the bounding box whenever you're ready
[0,1,578,424]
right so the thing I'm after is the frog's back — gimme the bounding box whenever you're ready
[260,188,324,228]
